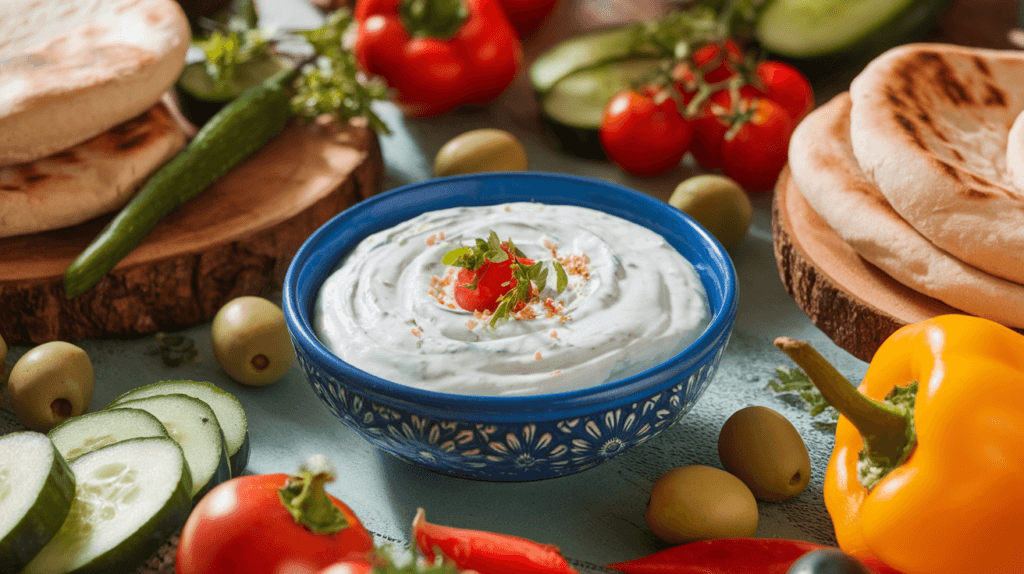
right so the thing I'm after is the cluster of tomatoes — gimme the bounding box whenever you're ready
[598,40,814,192]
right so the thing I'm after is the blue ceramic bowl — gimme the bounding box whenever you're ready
[283,173,738,481]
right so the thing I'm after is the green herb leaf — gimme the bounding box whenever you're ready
[290,9,391,134]
[442,247,471,265]
[767,366,840,420]
[553,260,568,293]
[197,27,273,95]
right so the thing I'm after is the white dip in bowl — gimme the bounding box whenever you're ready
[313,202,710,396]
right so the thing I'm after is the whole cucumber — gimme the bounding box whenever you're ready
[63,64,304,299]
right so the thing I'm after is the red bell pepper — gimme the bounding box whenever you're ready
[494,0,558,37]
[605,538,905,574]
[354,0,523,116]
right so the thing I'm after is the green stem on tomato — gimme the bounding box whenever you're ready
[278,454,350,535]
[400,0,468,39]
[773,337,917,490]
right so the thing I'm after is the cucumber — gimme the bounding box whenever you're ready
[529,25,637,94]
[0,432,76,572]
[539,58,664,159]
[109,380,250,476]
[107,394,231,499]
[48,408,169,462]
[756,0,952,60]
[21,437,192,574]
[176,54,293,126]
[63,63,304,299]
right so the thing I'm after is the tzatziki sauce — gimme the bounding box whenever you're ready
[313,202,711,396]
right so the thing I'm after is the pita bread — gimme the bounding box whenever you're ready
[0,0,190,167]
[1008,110,1024,193]
[0,99,187,238]
[848,43,1024,284]
[789,92,1024,328]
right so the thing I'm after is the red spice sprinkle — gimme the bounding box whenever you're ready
[543,239,558,257]
[411,328,422,337]
[550,370,562,376]
[549,330,558,338]
[559,253,591,280]
[534,351,542,360]
[425,231,446,246]
[466,320,478,329]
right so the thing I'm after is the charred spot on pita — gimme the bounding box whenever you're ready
[886,91,905,108]
[972,56,992,77]
[961,187,995,199]
[16,164,48,183]
[936,160,960,181]
[0,184,20,191]
[951,148,965,162]
[983,83,1006,107]
[893,113,926,148]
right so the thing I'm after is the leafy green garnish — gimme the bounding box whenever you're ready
[767,366,840,420]
[291,10,391,134]
[441,231,570,327]
[196,27,273,95]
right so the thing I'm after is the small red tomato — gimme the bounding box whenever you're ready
[599,89,692,177]
[693,39,744,84]
[176,457,375,574]
[755,60,814,123]
[719,97,795,192]
[453,245,534,313]
[689,88,758,170]
[319,563,375,574]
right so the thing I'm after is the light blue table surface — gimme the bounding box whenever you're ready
[2,1,876,571]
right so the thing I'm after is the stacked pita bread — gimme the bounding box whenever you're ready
[787,43,1024,328]
[0,0,191,238]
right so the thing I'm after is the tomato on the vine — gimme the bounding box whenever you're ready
[176,457,375,574]
[599,88,693,176]
[719,97,795,192]
[754,60,815,123]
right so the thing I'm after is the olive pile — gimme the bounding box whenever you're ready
[646,405,811,543]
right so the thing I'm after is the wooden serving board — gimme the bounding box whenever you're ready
[771,167,960,362]
[0,116,382,346]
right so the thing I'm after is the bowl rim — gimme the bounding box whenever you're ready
[284,172,738,418]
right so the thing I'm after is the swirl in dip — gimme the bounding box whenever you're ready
[313,202,711,396]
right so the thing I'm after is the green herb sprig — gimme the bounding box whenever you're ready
[442,231,569,327]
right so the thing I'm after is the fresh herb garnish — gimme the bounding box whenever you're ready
[291,10,391,134]
[442,231,568,327]
[767,366,840,421]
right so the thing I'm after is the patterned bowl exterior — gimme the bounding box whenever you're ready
[296,331,730,481]
[284,173,738,481]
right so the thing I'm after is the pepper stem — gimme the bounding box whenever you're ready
[278,454,350,535]
[774,337,917,489]
[400,0,468,39]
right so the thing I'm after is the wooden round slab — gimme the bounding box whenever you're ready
[0,116,382,345]
[771,167,959,362]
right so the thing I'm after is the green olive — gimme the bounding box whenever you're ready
[433,129,529,177]
[211,296,295,387]
[669,175,752,249]
[718,406,812,502]
[646,465,759,545]
[7,341,95,432]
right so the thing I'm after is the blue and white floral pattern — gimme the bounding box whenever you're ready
[299,342,727,481]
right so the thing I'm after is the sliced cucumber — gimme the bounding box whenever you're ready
[175,54,293,126]
[529,25,637,94]
[540,58,664,159]
[48,408,169,462]
[107,394,230,499]
[0,432,76,572]
[22,437,192,574]
[756,0,951,60]
[109,380,250,476]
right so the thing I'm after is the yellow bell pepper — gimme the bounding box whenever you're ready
[776,315,1024,574]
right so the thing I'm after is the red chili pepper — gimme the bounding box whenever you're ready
[605,538,905,574]
[412,508,579,574]
[354,0,523,117]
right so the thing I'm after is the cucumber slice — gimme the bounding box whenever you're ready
[529,25,637,94]
[175,54,293,126]
[540,58,664,159]
[109,380,250,476]
[756,0,951,59]
[0,432,76,571]
[48,408,169,462]
[21,437,192,574]
[107,394,230,499]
